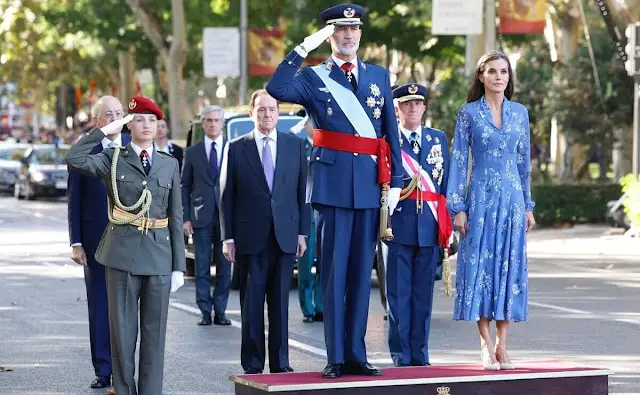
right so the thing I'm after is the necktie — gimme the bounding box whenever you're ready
[209,141,219,180]
[140,150,150,175]
[262,137,274,191]
[341,62,357,91]
[410,131,421,156]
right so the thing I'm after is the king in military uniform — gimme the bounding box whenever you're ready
[66,96,185,395]
[386,83,453,367]
[266,3,403,378]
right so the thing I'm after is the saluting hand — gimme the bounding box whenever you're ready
[71,245,87,266]
[101,114,134,136]
[297,25,335,57]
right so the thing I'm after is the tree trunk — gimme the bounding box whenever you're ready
[164,57,187,140]
[117,46,136,105]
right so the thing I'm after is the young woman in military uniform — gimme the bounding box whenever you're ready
[66,96,185,395]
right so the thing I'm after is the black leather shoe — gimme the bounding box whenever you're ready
[344,362,382,376]
[244,367,263,374]
[322,363,343,378]
[303,316,314,323]
[214,315,231,326]
[272,366,294,373]
[395,362,411,367]
[413,362,431,366]
[313,312,324,322]
[90,376,111,388]
[198,314,212,326]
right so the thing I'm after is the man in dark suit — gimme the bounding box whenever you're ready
[182,105,232,326]
[67,95,130,392]
[220,89,309,374]
[155,117,184,170]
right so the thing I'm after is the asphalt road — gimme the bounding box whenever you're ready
[0,195,638,394]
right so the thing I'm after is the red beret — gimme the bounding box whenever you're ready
[127,96,163,120]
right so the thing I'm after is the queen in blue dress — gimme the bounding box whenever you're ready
[446,50,536,371]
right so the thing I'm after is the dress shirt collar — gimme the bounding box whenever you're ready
[101,134,122,149]
[204,134,223,148]
[331,55,359,72]
[254,128,278,143]
[130,142,153,163]
[400,124,422,142]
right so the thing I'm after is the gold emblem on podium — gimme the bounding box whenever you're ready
[436,387,451,395]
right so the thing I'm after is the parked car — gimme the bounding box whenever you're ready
[0,142,29,193]
[14,144,70,200]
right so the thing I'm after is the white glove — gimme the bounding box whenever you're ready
[387,187,401,216]
[170,271,184,293]
[101,114,134,136]
[295,25,335,57]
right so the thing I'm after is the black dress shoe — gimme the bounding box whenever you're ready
[383,313,388,321]
[322,363,343,378]
[413,362,431,366]
[344,362,382,376]
[313,312,324,322]
[90,376,111,388]
[244,367,263,374]
[395,362,411,367]
[198,314,212,326]
[272,366,294,373]
[303,316,314,323]
[214,315,232,325]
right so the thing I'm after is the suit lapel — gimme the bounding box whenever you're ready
[272,133,285,194]
[327,57,354,93]
[356,59,369,98]
[242,132,270,193]
[147,148,165,179]
[419,126,430,165]
[122,144,147,177]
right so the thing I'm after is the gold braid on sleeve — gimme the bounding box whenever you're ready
[106,147,153,233]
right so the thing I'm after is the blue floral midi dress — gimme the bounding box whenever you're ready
[446,96,535,322]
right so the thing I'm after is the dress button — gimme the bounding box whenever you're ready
[142,181,147,186]
[111,226,114,230]
[120,175,124,179]
[353,153,359,156]
[315,156,320,160]
[166,236,170,240]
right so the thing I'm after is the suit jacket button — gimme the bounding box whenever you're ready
[353,153,358,156]
[142,181,147,185]
[120,175,125,179]
[166,236,170,240]
[315,156,320,160]
[111,226,114,230]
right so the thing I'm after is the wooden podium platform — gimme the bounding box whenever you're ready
[230,360,612,395]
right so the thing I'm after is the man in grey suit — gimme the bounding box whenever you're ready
[182,105,232,326]
[66,95,185,395]
[220,89,309,374]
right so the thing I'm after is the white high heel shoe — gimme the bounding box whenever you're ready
[481,346,501,371]
[495,348,515,370]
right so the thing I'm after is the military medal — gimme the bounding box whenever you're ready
[373,108,381,120]
[426,144,444,185]
[411,140,420,155]
[426,134,432,142]
[369,83,381,97]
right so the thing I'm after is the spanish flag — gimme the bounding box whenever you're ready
[248,28,285,76]
[499,0,546,35]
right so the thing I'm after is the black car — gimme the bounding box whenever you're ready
[0,142,29,193]
[14,144,70,200]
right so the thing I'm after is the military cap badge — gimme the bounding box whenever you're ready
[128,98,137,110]
[344,7,356,18]
[408,84,418,94]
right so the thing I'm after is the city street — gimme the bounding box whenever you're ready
[0,195,639,395]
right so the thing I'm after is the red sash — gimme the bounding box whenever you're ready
[313,129,391,185]
[405,189,453,250]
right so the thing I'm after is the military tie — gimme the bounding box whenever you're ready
[140,150,150,175]
[410,131,421,156]
[209,141,219,180]
[341,62,357,91]
[261,137,274,191]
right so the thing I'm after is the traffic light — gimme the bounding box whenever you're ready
[625,23,640,77]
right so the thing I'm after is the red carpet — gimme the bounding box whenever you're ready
[234,360,604,387]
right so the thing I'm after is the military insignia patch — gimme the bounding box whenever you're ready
[318,87,330,93]
[435,136,440,143]
[408,84,418,94]
[128,99,137,110]
[344,7,355,18]
[326,62,333,71]
[426,134,432,142]
[369,83,381,97]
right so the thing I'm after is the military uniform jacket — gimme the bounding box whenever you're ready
[266,51,403,209]
[391,126,450,247]
[66,128,185,275]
